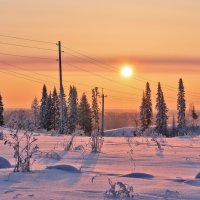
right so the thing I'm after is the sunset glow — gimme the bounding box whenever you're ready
[121,66,133,78]
[0,1,200,111]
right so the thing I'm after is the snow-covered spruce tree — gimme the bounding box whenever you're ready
[0,94,4,126]
[155,82,168,136]
[92,87,100,132]
[31,96,40,128]
[63,100,68,133]
[60,86,68,134]
[78,93,93,135]
[145,82,153,129]
[177,78,187,135]
[39,85,48,129]
[45,92,53,131]
[68,85,78,134]
[140,91,146,131]
[171,115,177,137]
[52,87,60,130]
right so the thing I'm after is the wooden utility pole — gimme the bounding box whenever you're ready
[57,41,63,134]
[101,88,107,136]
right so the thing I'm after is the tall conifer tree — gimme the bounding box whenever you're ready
[68,85,78,134]
[78,93,93,135]
[31,96,40,128]
[0,94,4,126]
[60,86,68,133]
[140,91,146,131]
[45,92,53,131]
[177,78,187,135]
[155,82,168,135]
[39,85,48,129]
[52,87,60,130]
[145,82,153,129]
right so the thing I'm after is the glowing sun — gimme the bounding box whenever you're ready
[121,65,133,78]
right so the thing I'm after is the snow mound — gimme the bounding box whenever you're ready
[0,156,11,168]
[121,172,154,179]
[185,180,200,187]
[170,178,186,183]
[195,172,200,179]
[46,164,80,173]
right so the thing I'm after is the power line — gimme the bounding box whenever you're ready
[62,59,142,92]
[0,60,139,98]
[62,45,200,98]
[0,61,141,101]
[0,41,57,52]
[1,33,199,97]
[62,61,177,101]
[0,69,140,103]
[0,68,56,86]
[0,69,44,85]
[0,34,55,45]
[0,34,199,102]
[0,52,55,60]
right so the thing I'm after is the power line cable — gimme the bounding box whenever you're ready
[0,52,55,60]
[62,45,200,98]
[0,34,55,45]
[0,41,57,52]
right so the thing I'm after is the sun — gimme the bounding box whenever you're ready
[121,65,133,78]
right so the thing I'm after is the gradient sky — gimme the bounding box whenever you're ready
[0,0,200,111]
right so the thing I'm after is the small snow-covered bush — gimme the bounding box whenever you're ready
[90,132,104,153]
[74,145,85,151]
[104,179,134,200]
[3,120,39,172]
[92,176,134,200]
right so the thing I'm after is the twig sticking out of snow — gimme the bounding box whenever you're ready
[126,137,136,172]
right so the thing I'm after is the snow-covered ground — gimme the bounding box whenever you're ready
[1,130,200,199]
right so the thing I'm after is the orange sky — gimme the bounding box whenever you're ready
[0,0,200,111]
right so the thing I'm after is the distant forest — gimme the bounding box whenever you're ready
[3,108,190,130]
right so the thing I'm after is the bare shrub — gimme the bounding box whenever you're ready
[3,120,39,172]
[90,132,104,153]
[64,133,76,151]
[151,137,163,151]
[92,175,134,200]
[104,180,134,200]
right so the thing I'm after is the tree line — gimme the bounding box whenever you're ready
[31,85,100,135]
[140,78,198,136]
[0,78,199,137]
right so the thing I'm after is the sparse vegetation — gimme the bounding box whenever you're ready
[3,120,39,172]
